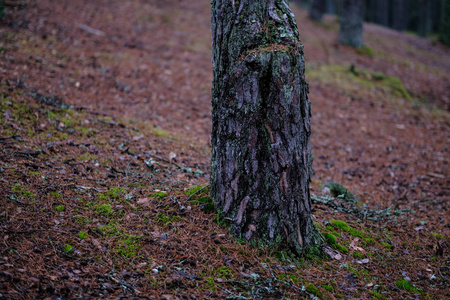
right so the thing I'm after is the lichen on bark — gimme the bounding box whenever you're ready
[211,0,323,254]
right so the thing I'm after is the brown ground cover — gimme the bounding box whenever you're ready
[0,1,448,299]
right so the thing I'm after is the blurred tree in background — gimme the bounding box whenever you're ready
[294,0,449,44]
[0,0,5,20]
[339,0,364,47]
[309,0,327,22]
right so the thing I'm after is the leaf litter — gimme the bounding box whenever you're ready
[0,0,449,299]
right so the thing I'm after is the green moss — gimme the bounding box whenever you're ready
[353,252,364,259]
[94,203,114,216]
[334,243,349,253]
[322,181,359,203]
[63,244,74,254]
[380,242,392,250]
[78,231,88,240]
[307,64,412,101]
[395,279,421,294]
[50,191,62,199]
[306,283,323,298]
[370,290,388,300]
[151,128,169,137]
[116,236,141,258]
[330,220,350,231]
[356,45,375,58]
[149,191,167,199]
[321,284,334,292]
[215,266,233,279]
[12,184,36,201]
[323,232,337,245]
[54,205,65,212]
[204,277,217,291]
[73,215,89,224]
[431,232,444,239]
[155,213,181,225]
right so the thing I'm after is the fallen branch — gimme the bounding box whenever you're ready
[78,23,105,37]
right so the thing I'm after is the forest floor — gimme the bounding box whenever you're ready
[0,0,449,299]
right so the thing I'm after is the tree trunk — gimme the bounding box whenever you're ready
[418,0,431,36]
[211,0,323,254]
[376,0,389,26]
[392,0,406,31]
[309,0,327,22]
[440,0,450,44]
[339,0,364,48]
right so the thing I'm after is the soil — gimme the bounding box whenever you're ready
[0,1,449,299]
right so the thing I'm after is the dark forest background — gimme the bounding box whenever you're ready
[296,0,448,38]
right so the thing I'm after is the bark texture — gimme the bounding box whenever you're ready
[211,0,322,254]
[339,0,364,48]
[309,0,327,22]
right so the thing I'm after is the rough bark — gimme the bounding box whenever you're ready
[309,0,327,22]
[339,0,364,48]
[211,0,323,254]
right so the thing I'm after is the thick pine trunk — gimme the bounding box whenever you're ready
[211,0,323,254]
[339,0,364,48]
[309,0,327,22]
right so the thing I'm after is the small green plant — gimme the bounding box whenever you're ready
[149,191,167,199]
[54,205,65,212]
[94,203,114,216]
[116,236,141,258]
[204,277,216,291]
[50,191,62,199]
[12,184,36,201]
[395,279,421,294]
[78,231,88,240]
[306,283,323,298]
[63,244,74,254]
[322,284,333,292]
[330,220,350,231]
[155,213,181,225]
[356,45,375,58]
[73,215,89,224]
[370,290,388,300]
[381,241,392,250]
[215,266,233,279]
[353,252,364,259]
[334,243,349,253]
[323,232,337,245]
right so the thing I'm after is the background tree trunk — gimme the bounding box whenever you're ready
[392,0,406,31]
[440,0,450,44]
[339,0,364,47]
[211,0,323,254]
[376,0,389,27]
[418,0,431,36]
[309,0,327,22]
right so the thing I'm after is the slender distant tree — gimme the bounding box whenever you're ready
[418,0,432,36]
[376,0,389,26]
[392,0,407,31]
[440,0,450,44]
[0,0,5,20]
[211,0,323,255]
[339,0,364,47]
[309,0,327,22]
